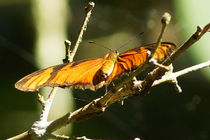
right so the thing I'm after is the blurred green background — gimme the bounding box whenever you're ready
[0,0,210,139]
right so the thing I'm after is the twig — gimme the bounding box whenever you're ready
[166,23,210,63]
[45,133,70,140]
[70,1,95,62]
[153,60,210,86]
[40,88,57,121]
[150,12,171,58]
[148,12,171,69]
[47,112,71,133]
[63,40,72,63]
[130,12,171,80]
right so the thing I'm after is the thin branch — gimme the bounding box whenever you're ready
[70,1,95,62]
[39,88,57,121]
[63,40,72,63]
[174,60,210,77]
[47,112,71,133]
[167,23,210,64]
[153,60,210,86]
[9,131,32,140]
[130,12,171,80]
[45,133,70,140]
[150,12,171,57]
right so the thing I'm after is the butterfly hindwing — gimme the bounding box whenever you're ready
[107,42,176,81]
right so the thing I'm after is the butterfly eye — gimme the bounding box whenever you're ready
[102,73,108,79]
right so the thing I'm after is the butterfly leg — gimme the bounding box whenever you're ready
[105,85,108,93]
[105,81,116,93]
[111,81,115,87]
[118,100,124,106]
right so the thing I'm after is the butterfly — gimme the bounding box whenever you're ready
[15,42,176,92]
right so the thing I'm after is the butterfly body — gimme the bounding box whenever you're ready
[99,51,119,79]
[15,42,176,92]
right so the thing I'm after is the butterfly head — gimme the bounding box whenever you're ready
[104,50,119,61]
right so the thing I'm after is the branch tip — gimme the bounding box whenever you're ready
[171,79,182,93]
[197,26,202,31]
[70,1,94,61]
[63,40,72,63]
[47,87,57,99]
[65,40,71,46]
[85,2,95,13]
[161,12,171,25]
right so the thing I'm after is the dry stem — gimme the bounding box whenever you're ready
[153,60,210,86]
[69,1,95,62]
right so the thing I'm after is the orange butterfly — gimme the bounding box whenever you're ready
[15,42,176,92]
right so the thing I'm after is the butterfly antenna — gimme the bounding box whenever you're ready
[117,32,144,51]
[88,41,112,51]
[73,97,90,103]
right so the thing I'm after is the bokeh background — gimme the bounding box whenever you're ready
[0,0,210,139]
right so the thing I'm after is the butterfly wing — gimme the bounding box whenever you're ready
[15,58,106,92]
[108,42,176,81]
[15,42,176,92]
[152,42,176,61]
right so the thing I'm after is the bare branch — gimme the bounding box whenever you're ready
[70,1,95,62]
[153,60,210,86]
[9,131,32,140]
[167,22,210,63]
[63,40,72,63]
[131,12,171,80]
[150,12,171,57]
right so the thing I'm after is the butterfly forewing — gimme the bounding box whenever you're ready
[15,58,106,91]
[15,66,56,91]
